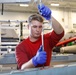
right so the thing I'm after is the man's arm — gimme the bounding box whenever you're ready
[16,45,35,70]
[21,59,35,70]
[38,4,64,34]
[49,17,64,34]
[21,46,46,70]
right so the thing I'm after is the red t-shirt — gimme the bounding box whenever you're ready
[15,31,64,69]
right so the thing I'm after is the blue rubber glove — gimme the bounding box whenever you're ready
[38,4,52,20]
[32,45,47,66]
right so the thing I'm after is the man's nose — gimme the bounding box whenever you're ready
[36,27,40,31]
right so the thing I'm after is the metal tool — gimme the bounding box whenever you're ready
[41,27,44,50]
[39,0,44,50]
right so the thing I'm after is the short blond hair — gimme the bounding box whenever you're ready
[28,14,44,23]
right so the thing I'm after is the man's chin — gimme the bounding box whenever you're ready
[34,35,41,39]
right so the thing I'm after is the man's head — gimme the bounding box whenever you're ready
[28,14,43,23]
[28,14,44,40]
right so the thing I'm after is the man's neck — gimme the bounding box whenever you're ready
[29,36,39,42]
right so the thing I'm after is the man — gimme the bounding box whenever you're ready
[15,4,64,70]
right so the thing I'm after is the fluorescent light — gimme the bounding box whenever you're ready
[51,3,59,6]
[20,4,29,7]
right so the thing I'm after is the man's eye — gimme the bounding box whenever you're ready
[33,26,37,28]
[39,26,42,28]
[32,26,42,28]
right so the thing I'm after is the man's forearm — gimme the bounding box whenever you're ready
[49,17,64,34]
[21,59,35,70]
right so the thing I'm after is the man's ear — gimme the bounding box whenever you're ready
[27,24,29,29]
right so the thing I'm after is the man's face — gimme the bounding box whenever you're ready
[29,20,43,39]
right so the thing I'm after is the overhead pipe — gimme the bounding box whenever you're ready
[0,0,31,3]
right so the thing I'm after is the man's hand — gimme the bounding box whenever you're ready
[38,4,52,20]
[32,45,47,66]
